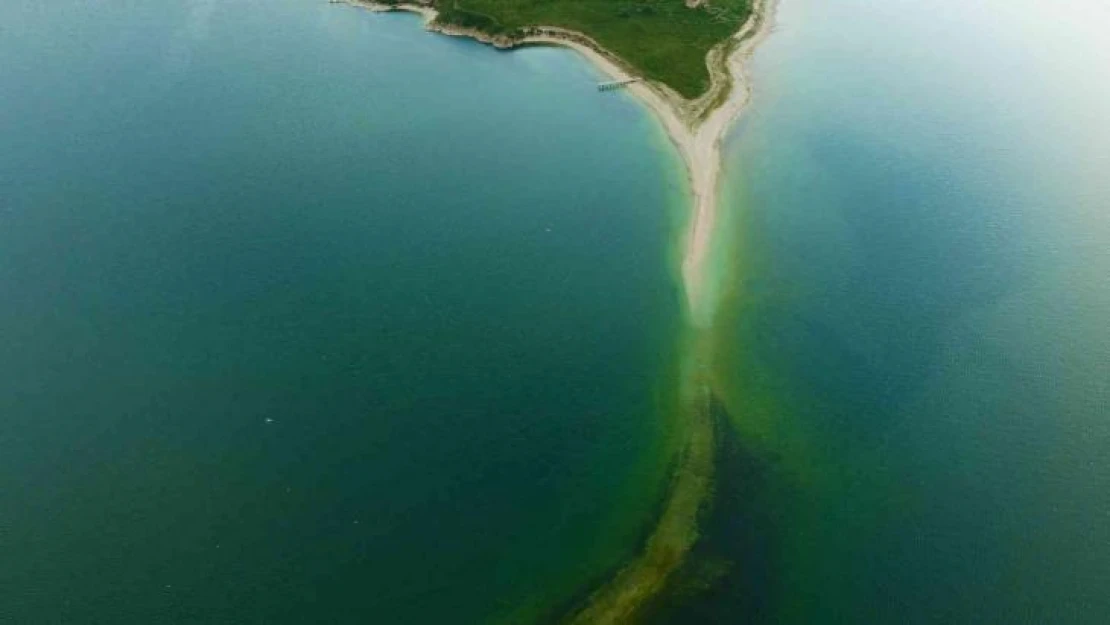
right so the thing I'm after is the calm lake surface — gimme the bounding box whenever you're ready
[0,1,684,622]
[3,0,1108,623]
[704,0,1110,622]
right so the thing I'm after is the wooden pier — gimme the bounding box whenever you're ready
[597,78,640,92]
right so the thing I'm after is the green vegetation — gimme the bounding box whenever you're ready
[431,0,753,99]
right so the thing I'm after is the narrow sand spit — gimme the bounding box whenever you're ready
[340,1,775,621]
[339,0,772,329]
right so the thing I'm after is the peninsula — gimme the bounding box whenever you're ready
[342,0,769,322]
[343,0,774,621]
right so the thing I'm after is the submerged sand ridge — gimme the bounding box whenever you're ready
[342,0,775,620]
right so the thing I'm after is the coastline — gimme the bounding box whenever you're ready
[339,0,775,621]
[337,0,774,327]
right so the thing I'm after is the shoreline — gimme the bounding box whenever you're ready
[340,1,776,621]
[337,0,773,326]
[680,0,774,327]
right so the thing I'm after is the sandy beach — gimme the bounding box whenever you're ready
[340,0,772,326]
[339,1,775,621]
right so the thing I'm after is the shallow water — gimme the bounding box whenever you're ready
[701,0,1110,621]
[0,1,686,622]
[4,0,1108,622]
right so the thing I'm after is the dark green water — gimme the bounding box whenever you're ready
[5,0,1109,623]
[687,0,1110,622]
[0,1,686,622]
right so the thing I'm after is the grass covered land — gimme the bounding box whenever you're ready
[427,0,752,99]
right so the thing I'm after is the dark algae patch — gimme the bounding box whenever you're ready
[428,0,752,98]
[638,396,786,625]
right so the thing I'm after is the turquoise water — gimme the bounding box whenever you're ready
[0,1,686,622]
[698,0,1110,622]
[5,0,1110,622]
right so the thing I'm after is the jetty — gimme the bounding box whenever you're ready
[597,78,640,92]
